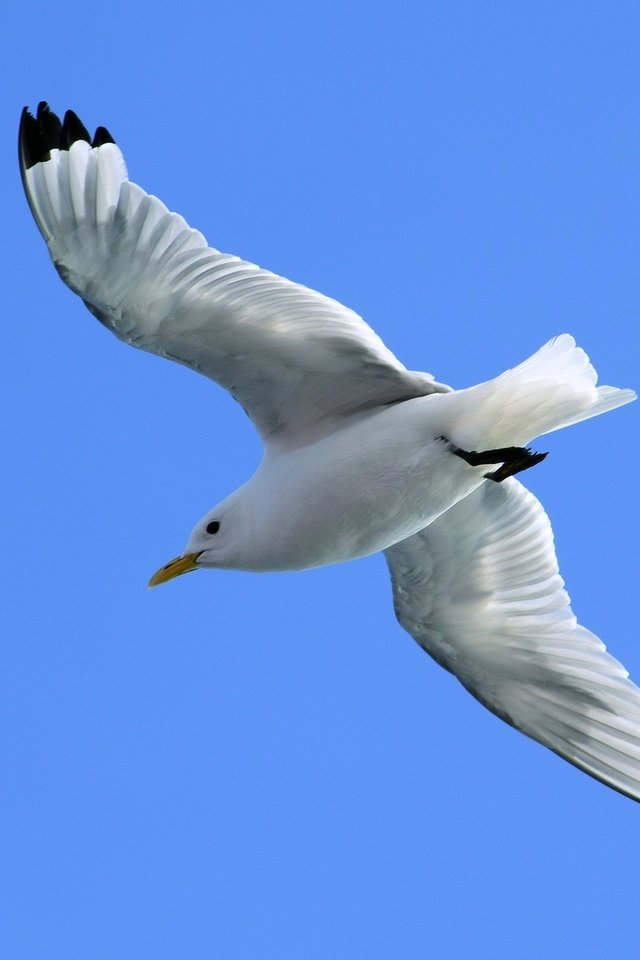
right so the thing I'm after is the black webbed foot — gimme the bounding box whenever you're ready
[438,436,548,483]
[482,449,547,482]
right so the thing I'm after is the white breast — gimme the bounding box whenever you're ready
[238,397,486,572]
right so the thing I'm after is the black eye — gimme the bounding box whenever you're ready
[206,520,220,535]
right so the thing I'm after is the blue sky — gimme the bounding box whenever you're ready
[2,2,639,957]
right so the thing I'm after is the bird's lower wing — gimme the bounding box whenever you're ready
[384,478,640,801]
[20,103,447,445]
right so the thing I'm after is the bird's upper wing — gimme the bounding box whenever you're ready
[384,478,640,801]
[20,103,448,446]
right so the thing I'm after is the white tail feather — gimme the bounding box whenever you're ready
[438,335,635,450]
[544,383,637,434]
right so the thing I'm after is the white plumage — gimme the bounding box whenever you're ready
[386,479,640,800]
[20,102,639,801]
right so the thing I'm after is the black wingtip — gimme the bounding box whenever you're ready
[92,125,115,147]
[36,100,62,150]
[19,105,51,170]
[19,103,118,178]
[61,109,91,148]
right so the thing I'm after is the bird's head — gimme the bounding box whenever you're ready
[148,495,246,586]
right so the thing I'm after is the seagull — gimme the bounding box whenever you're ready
[19,102,640,801]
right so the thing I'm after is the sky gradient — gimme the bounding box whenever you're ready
[2,2,640,957]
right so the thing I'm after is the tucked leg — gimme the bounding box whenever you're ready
[481,449,548,482]
[438,437,548,482]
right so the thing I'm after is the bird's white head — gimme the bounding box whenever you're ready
[148,495,247,587]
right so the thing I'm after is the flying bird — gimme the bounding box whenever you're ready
[19,102,640,801]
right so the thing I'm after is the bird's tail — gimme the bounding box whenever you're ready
[436,335,635,451]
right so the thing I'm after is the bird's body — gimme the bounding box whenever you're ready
[206,400,478,571]
[19,102,640,801]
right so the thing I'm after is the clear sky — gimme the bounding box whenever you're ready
[2,2,639,958]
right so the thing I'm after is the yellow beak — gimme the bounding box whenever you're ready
[148,552,202,588]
